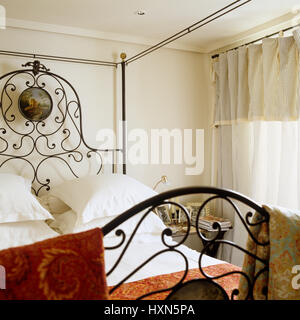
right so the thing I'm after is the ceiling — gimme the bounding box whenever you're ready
[2,0,300,52]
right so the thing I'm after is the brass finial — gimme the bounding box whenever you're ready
[120,52,127,61]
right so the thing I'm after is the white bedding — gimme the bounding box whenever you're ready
[0,220,59,251]
[21,173,225,287]
[104,234,223,287]
[45,209,225,286]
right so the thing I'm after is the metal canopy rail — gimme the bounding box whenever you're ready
[0,49,118,68]
[125,0,252,65]
[0,1,251,66]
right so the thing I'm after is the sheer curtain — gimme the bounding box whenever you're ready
[212,35,300,266]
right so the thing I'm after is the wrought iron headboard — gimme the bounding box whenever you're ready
[103,186,270,300]
[0,60,122,195]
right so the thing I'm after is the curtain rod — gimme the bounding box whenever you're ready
[0,49,118,67]
[211,23,300,59]
[125,0,252,65]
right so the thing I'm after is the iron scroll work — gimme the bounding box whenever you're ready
[0,60,121,195]
[103,186,270,300]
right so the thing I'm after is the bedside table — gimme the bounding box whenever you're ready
[170,224,229,258]
[171,226,203,252]
[199,229,228,258]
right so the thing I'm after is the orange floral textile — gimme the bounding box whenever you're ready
[0,228,108,300]
[109,263,241,300]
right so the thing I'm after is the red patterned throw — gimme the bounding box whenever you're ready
[0,228,108,300]
[109,263,241,300]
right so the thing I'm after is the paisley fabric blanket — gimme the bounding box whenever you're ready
[0,228,108,300]
[238,205,300,300]
[109,263,241,300]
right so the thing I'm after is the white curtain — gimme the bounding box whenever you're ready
[212,36,300,266]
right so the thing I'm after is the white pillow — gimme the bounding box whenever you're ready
[0,221,59,250]
[50,174,157,227]
[38,194,71,215]
[0,173,53,223]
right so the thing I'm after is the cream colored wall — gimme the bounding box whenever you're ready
[126,50,214,190]
[0,27,214,192]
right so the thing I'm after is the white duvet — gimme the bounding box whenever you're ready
[104,234,223,286]
[0,220,224,289]
[47,209,225,286]
[48,210,224,286]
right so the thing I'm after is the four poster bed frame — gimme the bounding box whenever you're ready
[0,0,279,299]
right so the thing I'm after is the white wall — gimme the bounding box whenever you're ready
[0,27,214,193]
[126,49,214,190]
